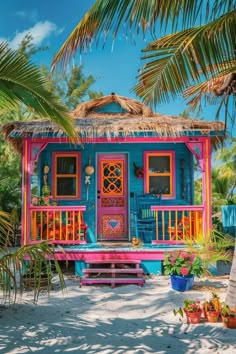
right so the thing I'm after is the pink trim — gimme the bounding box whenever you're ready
[151,205,204,211]
[186,141,205,172]
[49,250,167,261]
[24,136,210,145]
[30,142,48,161]
[22,140,27,245]
[30,206,86,211]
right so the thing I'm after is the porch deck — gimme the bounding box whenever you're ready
[53,242,187,276]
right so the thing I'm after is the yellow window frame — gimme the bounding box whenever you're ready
[145,151,175,198]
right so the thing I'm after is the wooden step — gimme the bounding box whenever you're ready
[85,260,141,264]
[83,268,144,274]
[80,277,145,288]
[80,259,145,288]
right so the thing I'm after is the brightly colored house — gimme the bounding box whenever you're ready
[2,93,225,282]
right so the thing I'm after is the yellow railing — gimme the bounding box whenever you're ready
[30,206,87,244]
[151,205,204,242]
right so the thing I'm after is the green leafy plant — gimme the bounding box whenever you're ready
[174,298,202,318]
[163,251,203,277]
[203,293,222,313]
[185,230,234,275]
[221,303,236,318]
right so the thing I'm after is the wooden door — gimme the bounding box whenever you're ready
[97,154,128,240]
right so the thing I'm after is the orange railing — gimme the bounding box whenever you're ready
[151,205,204,242]
[30,206,87,244]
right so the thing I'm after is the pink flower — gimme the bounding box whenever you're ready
[170,257,175,265]
[32,197,38,205]
[180,251,189,259]
[180,267,189,276]
[190,254,196,260]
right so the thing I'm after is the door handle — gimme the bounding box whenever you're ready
[97,196,100,199]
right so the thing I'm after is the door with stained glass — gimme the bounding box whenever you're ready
[97,154,128,240]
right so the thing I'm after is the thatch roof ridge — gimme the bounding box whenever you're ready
[71,93,153,118]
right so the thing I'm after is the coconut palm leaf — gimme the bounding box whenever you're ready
[134,10,236,105]
[183,65,236,113]
[0,210,13,246]
[54,0,236,70]
[0,42,77,139]
[52,0,236,70]
[0,242,66,303]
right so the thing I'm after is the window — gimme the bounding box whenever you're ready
[53,153,81,198]
[144,151,175,198]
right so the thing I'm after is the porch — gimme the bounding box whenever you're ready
[28,204,204,245]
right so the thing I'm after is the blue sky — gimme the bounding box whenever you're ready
[0,0,232,129]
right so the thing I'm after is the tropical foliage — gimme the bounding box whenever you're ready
[0,42,77,139]
[185,230,235,275]
[0,240,66,303]
[163,251,203,277]
[52,0,236,130]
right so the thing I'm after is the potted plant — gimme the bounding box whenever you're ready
[163,251,203,291]
[174,299,202,324]
[203,293,221,322]
[131,237,143,247]
[221,304,236,329]
[23,259,53,291]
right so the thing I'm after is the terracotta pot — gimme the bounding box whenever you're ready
[185,310,202,324]
[222,315,236,329]
[206,311,220,323]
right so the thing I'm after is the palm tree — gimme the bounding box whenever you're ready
[51,0,236,307]
[0,42,77,139]
[52,0,236,131]
[0,42,75,303]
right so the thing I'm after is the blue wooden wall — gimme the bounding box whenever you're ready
[37,142,193,241]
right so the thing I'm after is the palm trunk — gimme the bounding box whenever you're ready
[225,238,236,309]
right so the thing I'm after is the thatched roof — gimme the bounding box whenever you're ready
[1,93,225,153]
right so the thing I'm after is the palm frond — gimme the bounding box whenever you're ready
[0,43,77,140]
[0,211,13,247]
[53,0,223,70]
[134,10,236,105]
[0,242,66,303]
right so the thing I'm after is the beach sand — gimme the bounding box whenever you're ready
[0,274,235,354]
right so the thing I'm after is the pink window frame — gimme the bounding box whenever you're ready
[144,151,176,199]
[52,152,81,200]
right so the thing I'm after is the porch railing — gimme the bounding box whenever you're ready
[151,205,204,243]
[29,206,87,244]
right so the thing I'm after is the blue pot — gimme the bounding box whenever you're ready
[170,274,194,292]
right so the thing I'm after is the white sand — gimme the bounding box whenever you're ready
[0,275,235,354]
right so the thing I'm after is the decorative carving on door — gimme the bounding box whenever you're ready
[102,162,123,195]
[102,215,124,237]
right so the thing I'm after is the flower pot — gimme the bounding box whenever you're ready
[222,315,236,329]
[23,275,52,290]
[170,274,194,292]
[185,310,202,324]
[205,311,220,323]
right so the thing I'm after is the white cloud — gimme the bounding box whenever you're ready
[15,9,38,23]
[9,21,61,49]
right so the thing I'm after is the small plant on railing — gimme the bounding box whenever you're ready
[163,251,204,277]
[131,237,143,247]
